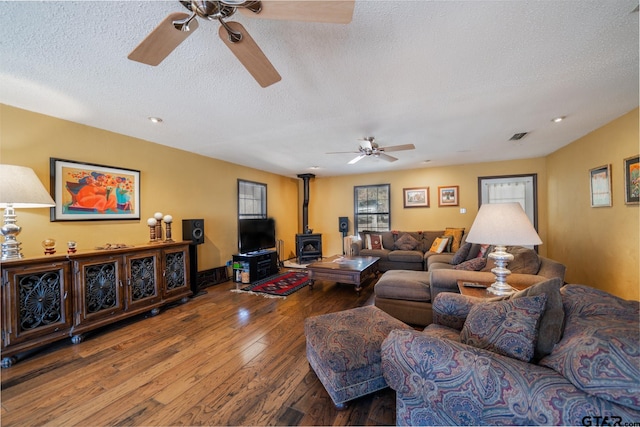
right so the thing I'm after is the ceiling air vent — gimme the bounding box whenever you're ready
[509,132,529,141]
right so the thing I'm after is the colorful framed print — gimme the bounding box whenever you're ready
[623,155,639,205]
[50,158,140,221]
[403,187,429,208]
[438,185,459,207]
[589,164,612,207]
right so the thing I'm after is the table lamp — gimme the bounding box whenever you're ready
[465,202,542,295]
[0,164,56,260]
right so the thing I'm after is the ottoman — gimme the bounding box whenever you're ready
[304,305,412,409]
[374,270,433,327]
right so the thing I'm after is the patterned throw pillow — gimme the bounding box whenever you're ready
[393,233,420,251]
[370,234,383,249]
[450,242,472,265]
[460,294,548,362]
[443,227,465,252]
[452,257,486,271]
[429,237,450,253]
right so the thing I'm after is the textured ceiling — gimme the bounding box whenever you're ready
[1,1,638,177]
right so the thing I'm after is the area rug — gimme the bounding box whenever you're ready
[231,270,310,298]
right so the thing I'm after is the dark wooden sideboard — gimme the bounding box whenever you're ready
[0,241,192,368]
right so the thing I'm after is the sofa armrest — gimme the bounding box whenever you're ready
[537,256,566,281]
[381,329,640,426]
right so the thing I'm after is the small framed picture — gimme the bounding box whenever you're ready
[589,164,612,207]
[623,155,639,205]
[403,187,429,208]
[438,186,459,207]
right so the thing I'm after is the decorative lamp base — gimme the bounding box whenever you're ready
[487,245,516,296]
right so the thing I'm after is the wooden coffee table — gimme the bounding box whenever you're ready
[307,256,380,295]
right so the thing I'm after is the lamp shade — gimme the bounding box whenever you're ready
[0,164,55,208]
[465,202,542,246]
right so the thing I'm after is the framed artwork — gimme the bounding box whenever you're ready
[50,158,140,221]
[623,155,639,205]
[438,185,459,207]
[589,164,612,207]
[403,187,429,208]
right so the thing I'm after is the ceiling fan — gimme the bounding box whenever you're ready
[127,1,355,88]
[327,137,416,164]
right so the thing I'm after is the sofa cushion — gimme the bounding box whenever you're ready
[492,277,564,360]
[539,285,640,410]
[393,233,421,251]
[450,242,472,265]
[460,294,547,362]
[452,257,487,271]
[482,246,540,274]
[443,227,465,252]
[387,250,424,264]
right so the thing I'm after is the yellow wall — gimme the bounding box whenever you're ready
[0,104,300,269]
[547,109,639,300]
[307,158,548,258]
[2,104,638,300]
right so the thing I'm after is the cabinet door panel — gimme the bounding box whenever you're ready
[162,248,190,299]
[74,257,124,324]
[2,262,72,347]
[125,251,160,310]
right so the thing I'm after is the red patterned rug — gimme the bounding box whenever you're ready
[234,270,310,298]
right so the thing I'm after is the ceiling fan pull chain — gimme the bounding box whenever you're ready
[173,12,198,31]
[219,18,243,42]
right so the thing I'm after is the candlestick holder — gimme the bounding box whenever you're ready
[163,214,173,242]
[154,212,163,241]
[147,217,158,243]
[42,238,56,255]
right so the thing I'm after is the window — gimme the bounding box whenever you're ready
[354,184,390,234]
[478,174,538,245]
[238,180,266,219]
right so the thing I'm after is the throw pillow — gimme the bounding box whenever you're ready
[370,234,383,250]
[452,257,486,271]
[460,294,548,362]
[450,242,472,265]
[429,237,450,253]
[393,233,420,251]
[491,277,564,360]
[443,227,465,252]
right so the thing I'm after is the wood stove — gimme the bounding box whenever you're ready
[296,233,322,264]
[296,173,322,263]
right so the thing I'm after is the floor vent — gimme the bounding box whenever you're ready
[197,266,230,288]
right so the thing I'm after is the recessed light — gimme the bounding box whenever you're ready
[310,166,320,170]
[148,117,163,124]
[551,116,565,123]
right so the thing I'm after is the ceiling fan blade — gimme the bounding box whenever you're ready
[218,21,281,88]
[348,154,366,164]
[239,0,355,24]
[378,153,398,162]
[128,12,198,66]
[379,144,416,152]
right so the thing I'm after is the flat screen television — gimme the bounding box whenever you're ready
[238,218,276,254]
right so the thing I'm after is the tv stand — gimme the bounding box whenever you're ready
[233,250,278,283]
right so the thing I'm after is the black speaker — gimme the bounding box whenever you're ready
[338,216,348,233]
[183,219,205,245]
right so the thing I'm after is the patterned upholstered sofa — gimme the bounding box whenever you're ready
[381,283,640,425]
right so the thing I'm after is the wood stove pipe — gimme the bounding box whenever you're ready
[297,173,315,234]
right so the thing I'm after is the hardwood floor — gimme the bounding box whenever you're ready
[0,271,396,426]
